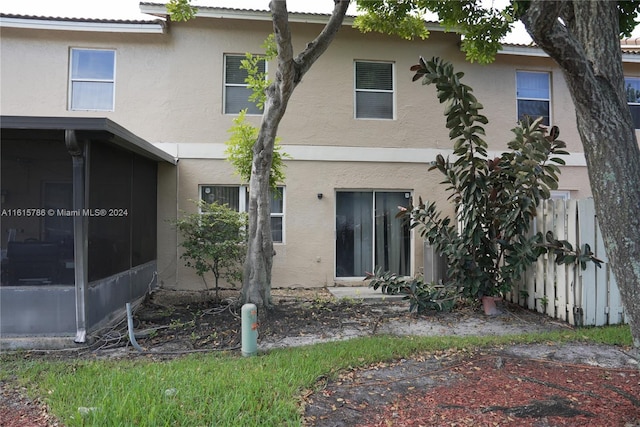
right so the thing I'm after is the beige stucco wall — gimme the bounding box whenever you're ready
[2,14,638,290]
[4,19,622,152]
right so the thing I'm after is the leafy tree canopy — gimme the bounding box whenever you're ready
[166,0,197,21]
[354,0,640,63]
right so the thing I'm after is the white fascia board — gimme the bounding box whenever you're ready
[285,145,445,163]
[140,4,328,23]
[165,143,446,163]
[140,3,338,23]
[153,143,179,158]
[498,45,548,57]
[140,4,444,31]
[622,53,640,63]
[499,44,640,64]
[0,17,165,33]
[486,150,587,166]
[156,143,587,166]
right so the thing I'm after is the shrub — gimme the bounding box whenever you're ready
[405,56,600,300]
[175,201,247,299]
[366,267,459,313]
[369,57,601,309]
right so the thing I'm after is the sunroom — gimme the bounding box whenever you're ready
[0,116,175,347]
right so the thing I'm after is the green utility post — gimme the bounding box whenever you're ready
[241,303,258,356]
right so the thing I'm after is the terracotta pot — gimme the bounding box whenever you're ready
[481,296,501,316]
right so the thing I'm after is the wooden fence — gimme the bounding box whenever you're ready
[505,198,626,326]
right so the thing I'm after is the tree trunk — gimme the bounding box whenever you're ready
[523,1,640,350]
[241,0,350,310]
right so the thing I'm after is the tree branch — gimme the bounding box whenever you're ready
[294,0,350,81]
[269,1,296,104]
[267,0,349,114]
[521,1,591,83]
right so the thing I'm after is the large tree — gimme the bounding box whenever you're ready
[356,0,640,351]
[169,0,350,310]
[237,1,350,310]
[242,0,350,309]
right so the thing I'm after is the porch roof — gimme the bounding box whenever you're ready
[1,116,176,165]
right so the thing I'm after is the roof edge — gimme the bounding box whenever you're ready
[138,2,444,31]
[498,43,640,63]
[1,116,176,164]
[0,14,166,34]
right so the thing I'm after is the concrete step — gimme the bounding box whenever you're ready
[327,286,406,302]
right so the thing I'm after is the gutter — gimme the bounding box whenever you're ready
[0,15,166,34]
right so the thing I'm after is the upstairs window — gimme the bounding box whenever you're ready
[69,48,115,111]
[516,71,550,125]
[224,54,265,115]
[200,185,285,243]
[625,77,640,129]
[355,61,394,119]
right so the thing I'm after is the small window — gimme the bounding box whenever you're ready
[200,185,284,243]
[355,61,394,119]
[269,187,284,243]
[550,190,571,200]
[69,48,115,111]
[516,71,550,126]
[224,54,265,115]
[625,77,640,129]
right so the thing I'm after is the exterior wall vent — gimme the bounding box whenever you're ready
[423,241,447,284]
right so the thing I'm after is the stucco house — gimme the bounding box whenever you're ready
[1,2,639,345]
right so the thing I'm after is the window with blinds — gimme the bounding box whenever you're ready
[355,61,394,119]
[625,77,640,129]
[200,185,285,243]
[224,54,265,115]
[516,71,551,126]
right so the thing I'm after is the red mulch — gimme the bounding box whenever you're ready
[361,355,640,427]
[0,381,59,427]
[2,353,639,426]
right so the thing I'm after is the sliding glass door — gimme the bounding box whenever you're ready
[336,191,410,278]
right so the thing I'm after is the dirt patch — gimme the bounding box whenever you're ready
[0,381,60,427]
[1,288,638,426]
[124,288,574,355]
[303,348,640,426]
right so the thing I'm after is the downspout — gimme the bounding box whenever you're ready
[65,130,89,343]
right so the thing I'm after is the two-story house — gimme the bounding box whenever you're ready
[1,2,638,344]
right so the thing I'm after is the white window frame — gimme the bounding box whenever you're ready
[625,76,640,129]
[223,54,267,115]
[200,185,285,244]
[68,48,116,111]
[550,190,571,200]
[354,60,395,120]
[269,186,285,244]
[516,70,551,126]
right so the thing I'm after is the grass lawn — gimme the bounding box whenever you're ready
[0,326,632,426]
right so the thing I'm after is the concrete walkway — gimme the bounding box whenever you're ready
[327,286,405,302]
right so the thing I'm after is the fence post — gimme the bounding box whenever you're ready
[553,199,567,321]
[594,212,608,326]
[566,200,578,325]
[543,201,556,317]
[534,204,546,314]
[578,199,597,325]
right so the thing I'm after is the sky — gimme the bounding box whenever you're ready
[1,0,638,44]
